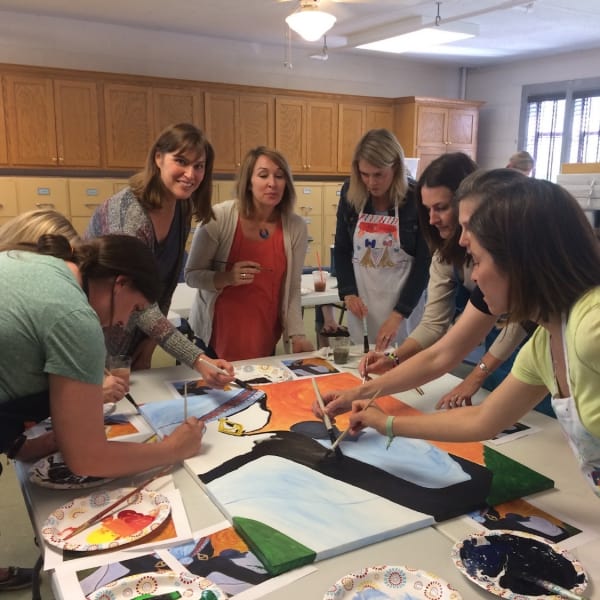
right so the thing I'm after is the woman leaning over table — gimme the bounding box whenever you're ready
[361,157,533,409]
[185,146,314,360]
[340,178,600,497]
[334,129,430,351]
[0,209,133,404]
[0,233,211,476]
[85,123,233,382]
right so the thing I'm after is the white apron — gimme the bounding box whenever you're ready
[347,207,426,346]
[550,318,600,497]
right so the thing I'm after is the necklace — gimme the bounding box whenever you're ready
[259,228,270,239]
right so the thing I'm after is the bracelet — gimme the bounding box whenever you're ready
[385,415,395,450]
[384,351,400,366]
[478,360,490,374]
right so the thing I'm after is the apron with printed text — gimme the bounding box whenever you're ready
[348,207,425,346]
[550,318,600,497]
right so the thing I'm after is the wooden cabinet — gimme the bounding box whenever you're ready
[3,75,101,167]
[0,90,7,165]
[103,82,154,168]
[205,92,274,172]
[276,97,338,175]
[394,97,482,176]
[337,103,393,172]
[153,86,204,135]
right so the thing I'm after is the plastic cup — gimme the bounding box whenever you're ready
[312,270,326,292]
[330,336,350,365]
[107,354,131,387]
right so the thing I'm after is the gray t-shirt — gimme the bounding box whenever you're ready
[0,252,105,402]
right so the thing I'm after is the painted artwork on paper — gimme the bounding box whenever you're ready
[140,383,266,438]
[280,356,339,377]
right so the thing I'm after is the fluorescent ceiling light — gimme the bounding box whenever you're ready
[352,17,478,55]
[286,7,336,42]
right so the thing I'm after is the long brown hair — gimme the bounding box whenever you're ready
[129,122,215,224]
[416,152,478,266]
[468,177,600,323]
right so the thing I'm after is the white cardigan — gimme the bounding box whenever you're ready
[184,200,308,353]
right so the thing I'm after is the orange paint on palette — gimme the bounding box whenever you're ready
[86,509,155,543]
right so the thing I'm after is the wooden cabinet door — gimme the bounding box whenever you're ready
[447,108,478,148]
[275,97,306,173]
[153,87,204,135]
[338,104,364,172]
[104,83,154,168]
[416,105,448,147]
[366,104,394,131]
[54,80,102,167]
[239,94,274,158]
[205,92,240,172]
[306,100,337,173]
[4,75,58,166]
[0,87,7,164]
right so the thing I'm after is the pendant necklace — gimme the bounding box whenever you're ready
[259,228,270,239]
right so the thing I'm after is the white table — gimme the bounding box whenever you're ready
[16,354,600,599]
[168,275,340,324]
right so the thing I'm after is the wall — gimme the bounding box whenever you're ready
[0,10,461,99]
[465,47,600,169]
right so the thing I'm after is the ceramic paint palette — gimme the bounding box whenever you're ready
[323,565,462,599]
[451,530,588,599]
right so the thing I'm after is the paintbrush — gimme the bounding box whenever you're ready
[325,388,381,457]
[517,573,589,600]
[197,357,254,390]
[183,381,188,421]
[61,465,172,541]
[311,377,342,458]
[362,316,369,354]
[415,386,424,396]
[104,368,140,413]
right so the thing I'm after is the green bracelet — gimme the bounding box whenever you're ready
[385,415,395,450]
[384,351,400,366]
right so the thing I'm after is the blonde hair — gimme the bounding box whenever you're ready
[507,150,535,175]
[0,209,79,248]
[347,129,409,211]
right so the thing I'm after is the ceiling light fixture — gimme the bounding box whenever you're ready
[286,1,336,43]
[351,1,478,55]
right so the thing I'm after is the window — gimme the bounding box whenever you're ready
[520,78,600,181]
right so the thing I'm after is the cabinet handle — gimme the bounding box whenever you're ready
[36,203,55,209]
[84,203,101,209]
[52,157,57,163]
[0,203,4,209]
[58,157,64,163]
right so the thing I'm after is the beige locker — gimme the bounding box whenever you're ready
[0,178,18,222]
[113,179,130,194]
[15,178,69,216]
[68,179,114,217]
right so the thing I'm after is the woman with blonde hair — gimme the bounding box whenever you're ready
[334,129,430,350]
[185,146,314,360]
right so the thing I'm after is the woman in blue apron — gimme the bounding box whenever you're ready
[337,176,600,498]
[334,129,430,351]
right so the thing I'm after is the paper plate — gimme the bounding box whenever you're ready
[451,530,588,599]
[29,452,113,490]
[42,487,171,551]
[323,565,462,599]
[234,363,292,384]
[87,570,226,600]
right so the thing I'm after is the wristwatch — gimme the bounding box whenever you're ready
[478,360,490,374]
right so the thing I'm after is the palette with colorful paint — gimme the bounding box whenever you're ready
[29,452,113,490]
[323,565,462,599]
[234,363,292,384]
[42,487,171,551]
[86,571,226,600]
[451,530,588,599]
